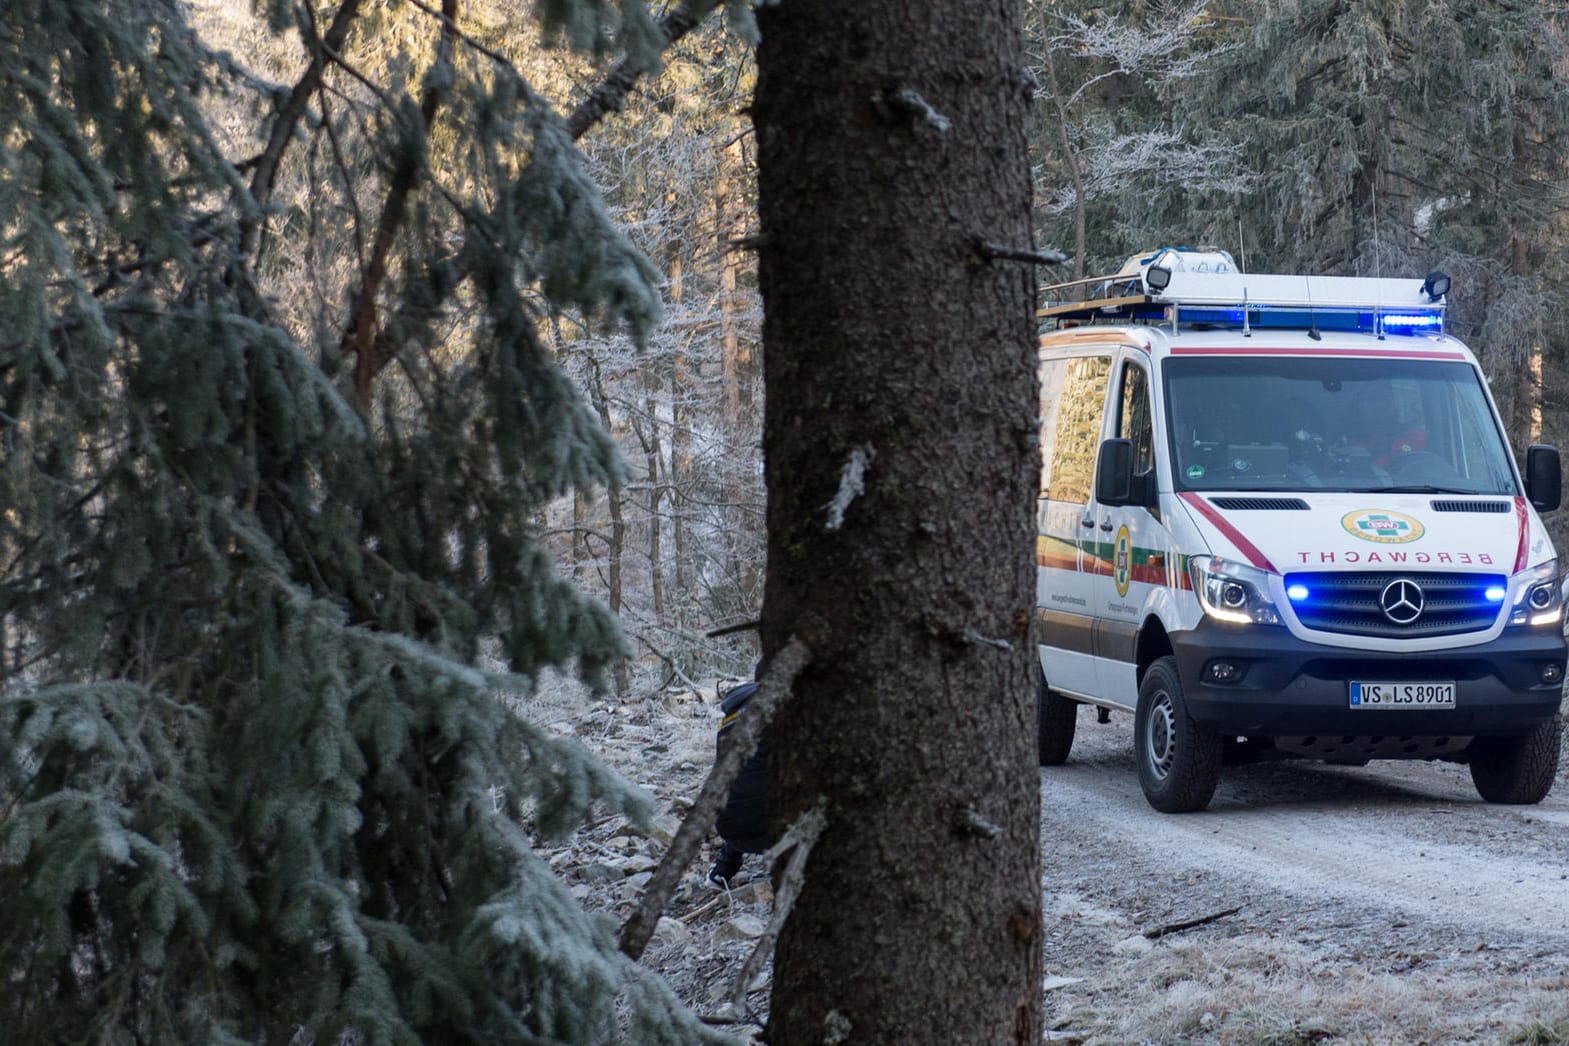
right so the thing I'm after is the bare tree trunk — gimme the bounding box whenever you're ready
[671,349,694,619]
[1042,41,1086,282]
[715,133,760,611]
[587,359,629,699]
[1510,225,1545,448]
[572,491,589,585]
[754,3,1043,1043]
[717,135,753,422]
[1529,343,1544,445]
[640,374,668,622]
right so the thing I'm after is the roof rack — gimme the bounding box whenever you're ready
[1039,247,1449,338]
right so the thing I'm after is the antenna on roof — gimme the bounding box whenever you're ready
[1373,182,1385,340]
[1305,279,1322,341]
[1237,220,1246,274]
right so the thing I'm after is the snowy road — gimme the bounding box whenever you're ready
[1041,716,1569,938]
[1036,714,1569,1041]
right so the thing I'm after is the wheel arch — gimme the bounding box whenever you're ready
[1135,615,1174,690]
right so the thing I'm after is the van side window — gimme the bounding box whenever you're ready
[1040,354,1111,504]
[1116,361,1155,476]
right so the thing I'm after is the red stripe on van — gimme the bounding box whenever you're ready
[1037,550,1078,571]
[1514,496,1530,574]
[1178,492,1278,573]
[1169,346,1467,360]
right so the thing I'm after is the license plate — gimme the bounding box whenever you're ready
[1349,681,1456,709]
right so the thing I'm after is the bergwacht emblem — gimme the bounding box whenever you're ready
[1342,509,1425,544]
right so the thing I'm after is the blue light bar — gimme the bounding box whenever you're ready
[1174,305,1444,336]
[1379,312,1444,331]
[1485,585,1507,603]
[1286,583,1309,602]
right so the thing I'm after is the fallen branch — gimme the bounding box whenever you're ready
[726,802,827,1017]
[1142,905,1242,940]
[678,892,732,925]
[618,636,811,959]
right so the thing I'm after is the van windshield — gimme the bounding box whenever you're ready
[1163,356,1519,495]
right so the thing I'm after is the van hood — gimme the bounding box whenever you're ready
[1176,491,1547,577]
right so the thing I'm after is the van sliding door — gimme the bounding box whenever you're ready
[1091,355,1163,706]
[1036,352,1112,698]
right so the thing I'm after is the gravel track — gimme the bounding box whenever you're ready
[566,690,1569,1043]
[1040,711,1569,1044]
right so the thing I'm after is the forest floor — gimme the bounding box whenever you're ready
[543,679,1569,1045]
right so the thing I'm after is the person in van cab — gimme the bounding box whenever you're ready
[1346,384,1427,469]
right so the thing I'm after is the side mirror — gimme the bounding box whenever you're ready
[1095,438,1134,505]
[1527,444,1561,513]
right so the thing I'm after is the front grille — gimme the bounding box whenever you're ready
[1285,571,1504,638]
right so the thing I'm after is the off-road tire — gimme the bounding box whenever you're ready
[1135,656,1222,813]
[1037,666,1078,767]
[1468,714,1563,805]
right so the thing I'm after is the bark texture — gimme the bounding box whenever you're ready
[753,3,1043,1043]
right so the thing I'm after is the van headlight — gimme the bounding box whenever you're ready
[1189,556,1282,626]
[1509,559,1562,627]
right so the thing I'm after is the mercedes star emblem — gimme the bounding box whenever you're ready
[1380,578,1424,625]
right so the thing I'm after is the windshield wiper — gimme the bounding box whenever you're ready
[1371,485,1480,495]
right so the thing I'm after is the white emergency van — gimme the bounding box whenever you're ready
[1035,247,1567,812]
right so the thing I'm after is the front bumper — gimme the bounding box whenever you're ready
[1170,620,1566,739]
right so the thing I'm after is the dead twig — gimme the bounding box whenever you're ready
[618,636,811,960]
[725,803,827,1016]
[678,893,732,925]
[974,238,1070,267]
[705,618,761,639]
[1142,905,1242,940]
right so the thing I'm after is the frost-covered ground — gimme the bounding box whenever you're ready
[546,678,1569,1045]
[536,678,775,1040]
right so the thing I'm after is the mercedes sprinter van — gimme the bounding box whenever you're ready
[1035,248,1566,812]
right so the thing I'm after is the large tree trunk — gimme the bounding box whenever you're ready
[753,3,1043,1043]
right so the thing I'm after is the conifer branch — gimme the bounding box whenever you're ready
[566,1,719,142]
[618,635,810,960]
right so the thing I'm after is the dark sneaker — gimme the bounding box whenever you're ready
[706,842,744,888]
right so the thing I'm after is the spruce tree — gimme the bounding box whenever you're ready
[0,0,733,1041]
[1034,1,1569,370]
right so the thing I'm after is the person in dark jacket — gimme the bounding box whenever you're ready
[707,679,771,887]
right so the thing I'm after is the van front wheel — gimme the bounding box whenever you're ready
[1037,666,1078,767]
[1135,657,1221,813]
[1468,715,1562,805]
